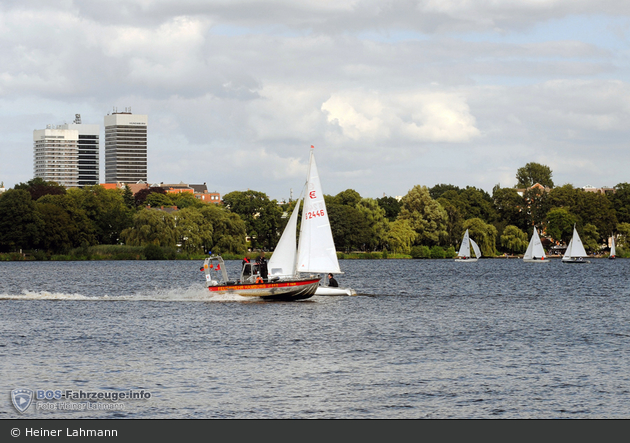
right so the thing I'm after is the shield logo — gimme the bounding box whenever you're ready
[11,389,34,413]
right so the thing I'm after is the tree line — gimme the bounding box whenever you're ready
[1,162,630,259]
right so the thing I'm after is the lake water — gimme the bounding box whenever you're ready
[1,258,629,419]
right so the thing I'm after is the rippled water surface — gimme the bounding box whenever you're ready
[1,258,629,418]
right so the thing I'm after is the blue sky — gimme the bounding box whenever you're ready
[1,1,630,201]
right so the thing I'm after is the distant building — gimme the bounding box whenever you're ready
[582,185,615,194]
[33,126,79,187]
[0,182,5,194]
[33,115,100,188]
[158,182,194,194]
[59,115,100,186]
[104,109,148,183]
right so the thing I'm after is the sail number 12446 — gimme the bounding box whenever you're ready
[305,210,325,220]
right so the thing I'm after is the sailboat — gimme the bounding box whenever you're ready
[454,229,481,262]
[609,236,616,260]
[523,228,550,263]
[269,145,355,296]
[562,225,590,264]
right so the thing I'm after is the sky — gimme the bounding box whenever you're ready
[2,0,630,202]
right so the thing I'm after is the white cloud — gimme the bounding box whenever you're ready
[322,90,480,143]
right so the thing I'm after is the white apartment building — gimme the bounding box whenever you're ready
[33,115,100,188]
[104,110,148,183]
[33,126,80,188]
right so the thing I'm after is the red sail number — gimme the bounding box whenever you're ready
[305,210,325,219]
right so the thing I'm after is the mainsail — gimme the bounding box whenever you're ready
[563,225,588,259]
[296,148,341,274]
[458,229,471,258]
[268,198,301,278]
[523,228,546,260]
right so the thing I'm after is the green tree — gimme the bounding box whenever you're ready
[500,225,529,254]
[65,186,133,245]
[608,183,630,224]
[199,205,247,254]
[172,192,204,209]
[14,177,66,200]
[327,204,372,252]
[492,185,527,231]
[516,162,554,188]
[222,190,282,250]
[385,219,417,254]
[122,185,135,209]
[121,208,178,247]
[356,198,389,251]
[335,189,362,207]
[134,187,168,207]
[545,208,577,245]
[145,192,175,208]
[37,193,97,247]
[582,223,600,253]
[376,196,402,221]
[429,184,461,200]
[0,189,44,252]
[398,185,448,246]
[436,197,464,247]
[35,202,74,253]
[175,207,213,253]
[616,222,630,249]
[463,218,498,257]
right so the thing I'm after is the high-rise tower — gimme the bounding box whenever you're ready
[33,114,100,188]
[104,108,148,183]
[33,125,79,187]
[60,114,100,186]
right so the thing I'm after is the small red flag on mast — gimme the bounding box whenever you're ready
[311,145,314,149]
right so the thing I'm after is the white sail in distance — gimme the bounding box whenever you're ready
[458,229,471,258]
[296,148,341,274]
[564,225,588,258]
[524,228,546,260]
[470,238,482,258]
[268,198,301,278]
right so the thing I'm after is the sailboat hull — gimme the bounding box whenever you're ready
[523,258,551,263]
[315,286,356,296]
[562,258,591,264]
[454,258,477,262]
[207,278,320,301]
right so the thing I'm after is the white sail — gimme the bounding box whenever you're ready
[523,233,535,260]
[524,228,546,260]
[611,237,616,256]
[568,226,588,258]
[457,229,471,258]
[268,199,301,277]
[296,149,341,274]
[470,239,482,258]
[563,238,574,260]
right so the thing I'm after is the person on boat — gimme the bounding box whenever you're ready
[241,256,250,270]
[328,274,338,287]
[256,252,268,282]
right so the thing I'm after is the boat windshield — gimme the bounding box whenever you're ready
[240,263,261,284]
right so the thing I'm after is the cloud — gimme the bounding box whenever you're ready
[322,90,480,143]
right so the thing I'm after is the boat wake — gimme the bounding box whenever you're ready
[0,285,249,302]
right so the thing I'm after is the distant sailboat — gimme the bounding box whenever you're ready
[609,236,616,260]
[454,229,481,262]
[523,228,550,263]
[562,225,590,264]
